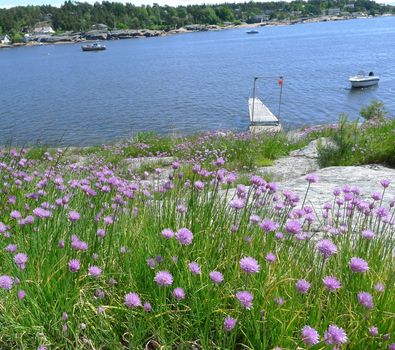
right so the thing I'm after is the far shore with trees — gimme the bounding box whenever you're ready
[0,0,394,45]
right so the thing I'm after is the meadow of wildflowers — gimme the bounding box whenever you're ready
[0,125,394,350]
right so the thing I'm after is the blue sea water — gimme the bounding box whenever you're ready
[1,16,394,146]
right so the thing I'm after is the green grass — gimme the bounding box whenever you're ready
[0,142,393,349]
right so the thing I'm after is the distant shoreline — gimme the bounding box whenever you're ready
[1,14,393,50]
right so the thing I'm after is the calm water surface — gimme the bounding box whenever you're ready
[1,16,395,146]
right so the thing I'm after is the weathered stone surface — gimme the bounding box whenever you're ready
[125,156,175,169]
[257,138,339,181]
[289,137,336,158]
[84,31,108,40]
[258,156,319,181]
[281,164,395,209]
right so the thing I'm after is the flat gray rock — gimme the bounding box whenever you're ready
[289,137,335,158]
[258,156,319,181]
[258,138,337,181]
[281,164,395,209]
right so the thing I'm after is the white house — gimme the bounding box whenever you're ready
[327,8,341,16]
[0,35,11,44]
[33,26,55,34]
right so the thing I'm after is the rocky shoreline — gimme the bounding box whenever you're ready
[0,14,384,49]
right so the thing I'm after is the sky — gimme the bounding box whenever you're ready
[0,0,393,9]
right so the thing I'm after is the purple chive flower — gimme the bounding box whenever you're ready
[369,326,378,336]
[68,259,81,273]
[239,256,260,274]
[176,204,187,213]
[301,325,320,345]
[62,312,68,321]
[371,192,381,201]
[188,262,201,275]
[17,289,26,300]
[161,228,174,239]
[38,346,47,350]
[350,257,369,273]
[250,215,261,224]
[323,276,341,292]
[0,222,7,233]
[104,216,113,225]
[97,228,106,237]
[209,271,224,284]
[68,211,80,222]
[361,230,375,240]
[172,161,180,169]
[154,271,173,286]
[260,219,279,233]
[5,244,17,253]
[147,258,156,269]
[143,302,152,312]
[229,198,244,210]
[125,292,142,308]
[274,297,285,305]
[0,275,13,290]
[296,279,311,294]
[215,157,225,166]
[175,228,193,245]
[58,239,65,248]
[224,317,237,332]
[389,344,395,350]
[14,253,28,270]
[316,239,337,258]
[236,291,253,309]
[380,179,390,188]
[33,207,52,218]
[324,325,347,345]
[285,220,302,235]
[374,283,385,292]
[173,287,185,301]
[88,266,102,278]
[265,252,276,263]
[194,181,204,191]
[10,210,21,219]
[358,292,374,309]
[305,173,319,183]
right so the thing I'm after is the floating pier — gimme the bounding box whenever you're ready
[248,97,282,133]
[248,76,283,133]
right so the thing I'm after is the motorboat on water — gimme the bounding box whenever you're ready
[246,29,259,34]
[81,42,106,52]
[349,71,379,88]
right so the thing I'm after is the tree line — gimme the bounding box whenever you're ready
[0,0,393,37]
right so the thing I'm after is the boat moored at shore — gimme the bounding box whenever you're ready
[81,42,106,51]
[246,29,259,34]
[349,71,379,88]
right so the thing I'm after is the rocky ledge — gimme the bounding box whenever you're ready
[18,25,223,45]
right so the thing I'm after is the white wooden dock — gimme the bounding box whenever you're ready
[248,97,282,133]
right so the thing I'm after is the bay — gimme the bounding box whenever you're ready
[1,16,394,146]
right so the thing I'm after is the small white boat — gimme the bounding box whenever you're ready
[81,42,106,52]
[246,29,259,34]
[349,71,379,88]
